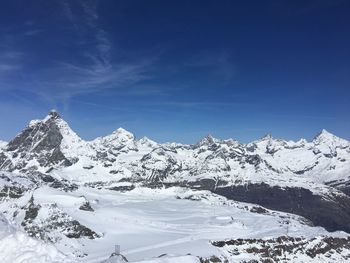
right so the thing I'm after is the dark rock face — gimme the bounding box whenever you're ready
[1,115,72,172]
[79,201,94,212]
[108,185,135,192]
[21,201,100,241]
[326,179,350,197]
[341,186,350,196]
[49,179,78,192]
[64,220,99,239]
[0,173,32,199]
[22,196,40,221]
[211,236,350,262]
[189,180,350,233]
[140,148,182,182]
[199,256,225,263]
[0,185,26,199]
[216,184,350,233]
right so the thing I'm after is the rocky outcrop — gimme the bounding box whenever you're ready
[0,111,73,172]
[211,236,350,262]
[21,198,99,242]
[211,183,350,233]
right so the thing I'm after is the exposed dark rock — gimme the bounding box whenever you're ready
[199,255,226,263]
[22,202,100,241]
[22,196,40,221]
[250,206,269,214]
[1,114,74,172]
[188,181,350,233]
[108,185,135,192]
[292,163,318,175]
[65,220,98,239]
[215,184,350,233]
[0,185,25,199]
[325,179,350,197]
[102,254,129,263]
[39,173,56,182]
[211,236,350,262]
[49,179,78,192]
[21,196,42,238]
[245,155,262,167]
[79,201,94,212]
[340,186,350,196]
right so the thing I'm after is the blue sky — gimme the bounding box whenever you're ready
[0,0,349,143]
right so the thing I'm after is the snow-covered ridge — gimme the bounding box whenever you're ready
[0,140,7,150]
[0,111,349,188]
[1,111,350,262]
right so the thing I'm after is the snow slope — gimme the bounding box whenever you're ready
[1,175,348,262]
[0,214,74,263]
[0,140,7,150]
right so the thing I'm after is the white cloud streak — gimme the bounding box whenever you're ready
[28,0,158,102]
[0,51,22,74]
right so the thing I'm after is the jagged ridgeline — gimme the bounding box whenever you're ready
[0,110,350,232]
[0,111,350,262]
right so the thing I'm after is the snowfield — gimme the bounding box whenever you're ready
[0,214,74,263]
[1,180,349,262]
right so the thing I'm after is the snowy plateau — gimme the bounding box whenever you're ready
[0,110,350,262]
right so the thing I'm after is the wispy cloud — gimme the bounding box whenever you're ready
[0,51,22,74]
[24,29,43,36]
[0,64,21,72]
[21,0,159,103]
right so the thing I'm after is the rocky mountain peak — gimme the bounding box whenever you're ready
[313,129,343,144]
[222,138,240,147]
[1,111,83,171]
[37,110,62,125]
[109,128,134,142]
[314,129,335,140]
[138,136,157,147]
[48,109,60,120]
[198,134,220,146]
[260,133,273,141]
[93,128,135,148]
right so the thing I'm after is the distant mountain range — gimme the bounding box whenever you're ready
[1,110,349,185]
[0,110,350,262]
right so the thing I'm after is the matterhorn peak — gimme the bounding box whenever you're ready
[42,109,61,123]
[49,109,60,118]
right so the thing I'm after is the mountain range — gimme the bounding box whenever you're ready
[0,110,350,262]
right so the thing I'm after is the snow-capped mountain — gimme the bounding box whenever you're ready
[1,111,350,262]
[2,111,349,188]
